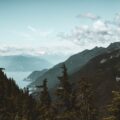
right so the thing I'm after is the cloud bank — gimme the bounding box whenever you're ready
[0,45,79,56]
[59,13,120,49]
[1,13,120,57]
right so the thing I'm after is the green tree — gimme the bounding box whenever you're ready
[55,64,77,120]
[56,64,73,110]
[75,78,98,120]
[37,79,55,120]
[38,79,51,107]
[103,91,120,120]
[0,68,38,120]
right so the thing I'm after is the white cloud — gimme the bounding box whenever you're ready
[0,46,46,56]
[28,25,36,32]
[93,20,107,32]
[59,13,120,49]
[77,13,100,20]
[0,43,80,57]
[112,13,120,27]
[2,13,120,57]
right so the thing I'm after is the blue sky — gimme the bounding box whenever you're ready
[0,0,120,59]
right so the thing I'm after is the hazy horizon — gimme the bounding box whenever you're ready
[0,0,120,62]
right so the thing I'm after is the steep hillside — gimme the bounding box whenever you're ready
[24,69,48,81]
[70,49,120,117]
[0,69,38,120]
[28,42,120,89]
[28,47,106,88]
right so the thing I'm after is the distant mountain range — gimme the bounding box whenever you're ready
[28,42,120,89]
[24,69,48,81]
[0,55,52,72]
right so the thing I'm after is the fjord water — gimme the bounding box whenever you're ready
[5,71,31,88]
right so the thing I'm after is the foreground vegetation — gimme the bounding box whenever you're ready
[0,64,120,120]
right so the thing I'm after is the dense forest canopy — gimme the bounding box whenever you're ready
[0,63,120,120]
[0,65,97,120]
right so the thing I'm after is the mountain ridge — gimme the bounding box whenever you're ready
[28,42,120,89]
[70,48,120,117]
[0,55,52,72]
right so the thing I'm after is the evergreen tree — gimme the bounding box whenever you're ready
[56,64,73,110]
[55,64,77,120]
[0,69,38,120]
[103,91,120,120]
[37,79,51,107]
[75,78,98,120]
[37,79,55,120]
[0,66,99,120]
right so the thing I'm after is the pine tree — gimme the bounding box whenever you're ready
[36,79,55,120]
[55,64,77,120]
[103,91,120,120]
[76,78,98,120]
[0,69,38,120]
[38,79,51,107]
[56,64,73,109]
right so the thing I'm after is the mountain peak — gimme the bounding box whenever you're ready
[107,42,120,50]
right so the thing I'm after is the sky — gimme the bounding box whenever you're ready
[0,0,120,60]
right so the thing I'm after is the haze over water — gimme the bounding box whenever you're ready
[6,71,31,88]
